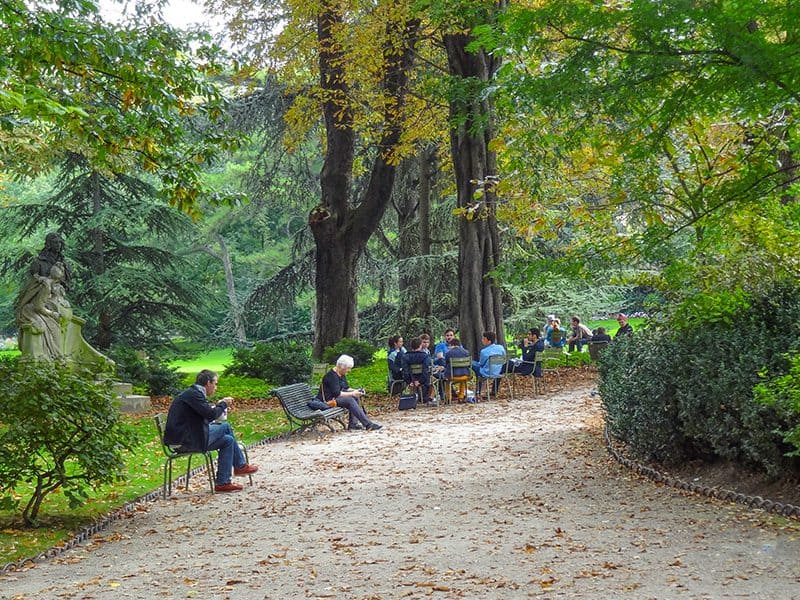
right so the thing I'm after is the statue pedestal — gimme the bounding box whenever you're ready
[112,381,152,414]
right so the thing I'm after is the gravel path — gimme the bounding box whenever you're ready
[2,385,800,599]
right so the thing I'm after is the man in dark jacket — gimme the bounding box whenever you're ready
[402,337,435,405]
[164,369,258,492]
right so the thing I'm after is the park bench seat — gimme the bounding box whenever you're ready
[271,382,347,433]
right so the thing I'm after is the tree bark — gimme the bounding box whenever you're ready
[310,5,419,357]
[444,32,505,358]
[213,234,247,344]
[89,172,114,349]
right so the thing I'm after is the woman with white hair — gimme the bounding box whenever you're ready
[311,354,383,431]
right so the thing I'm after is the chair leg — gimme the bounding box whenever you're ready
[238,443,253,486]
[163,461,170,499]
[185,454,193,490]
[205,453,216,494]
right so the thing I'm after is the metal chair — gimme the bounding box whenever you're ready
[588,341,609,361]
[509,352,543,397]
[476,354,511,401]
[386,358,406,396]
[443,356,473,404]
[154,413,216,498]
[408,363,429,404]
[540,347,567,391]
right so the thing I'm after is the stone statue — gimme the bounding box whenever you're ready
[15,233,113,371]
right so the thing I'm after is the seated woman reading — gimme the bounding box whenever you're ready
[310,354,383,431]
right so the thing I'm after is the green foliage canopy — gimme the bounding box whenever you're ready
[490,0,800,294]
[0,0,234,213]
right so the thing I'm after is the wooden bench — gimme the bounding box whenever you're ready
[271,382,347,433]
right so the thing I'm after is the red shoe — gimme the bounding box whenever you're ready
[215,482,243,492]
[234,464,258,476]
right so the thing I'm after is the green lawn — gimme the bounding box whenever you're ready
[169,347,234,373]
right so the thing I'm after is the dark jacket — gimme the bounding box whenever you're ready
[444,346,471,378]
[511,339,545,376]
[314,369,348,407]
[615,323,633,339]
[402,350,431,384]
[163,384,227,452]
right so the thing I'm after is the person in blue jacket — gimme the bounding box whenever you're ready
[472,331,506,393]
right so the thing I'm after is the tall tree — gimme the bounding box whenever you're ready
[213,0,423,356]
[431,0,508,355]
[491,0,800,292]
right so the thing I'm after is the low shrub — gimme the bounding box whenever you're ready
[599,331,686,464]
[0,360,138,525]
[225,341,312,386]
[110,347,183,396]
[600,282,800,476]
[179,372,271,399]
[322,337,376,367]
[755,353,800,457]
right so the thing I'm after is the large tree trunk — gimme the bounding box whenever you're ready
[310,5,419,357]
[445,32,505,358]
[396,161,419,317]
[89,172,114,350]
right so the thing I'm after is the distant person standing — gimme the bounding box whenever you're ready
[615,313,634,339]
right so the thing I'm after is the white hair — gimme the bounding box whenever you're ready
[336,354,355,369]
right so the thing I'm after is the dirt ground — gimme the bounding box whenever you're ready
[2,383,800,599]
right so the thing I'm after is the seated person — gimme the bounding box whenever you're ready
[420,333,432,355]
[567,315,594,352]
[542,315,555,345]
[590,327,612,343]
[471,331,507,392]
[163,369,258,493]
[386,335,405,393]
[311,354,382,431]
[402,337,435,404]
[545,318,566,348]
[433,328,456,367]
[504,328,545,376]
[443,337,471,401]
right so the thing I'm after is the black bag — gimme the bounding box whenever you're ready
[398,394,417,410]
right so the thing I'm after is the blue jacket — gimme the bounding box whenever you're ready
[478,343,506,377]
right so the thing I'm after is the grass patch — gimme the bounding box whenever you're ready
[0,408,289,565]
[169,347,234,373]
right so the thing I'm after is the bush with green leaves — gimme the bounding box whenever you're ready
[600,331,686,464]
[225,340,312,385]
[109,346,183,396]
[600,283,800,476]
[756,353,800,457]
[0,359,138,525]
[322,337,376,367]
